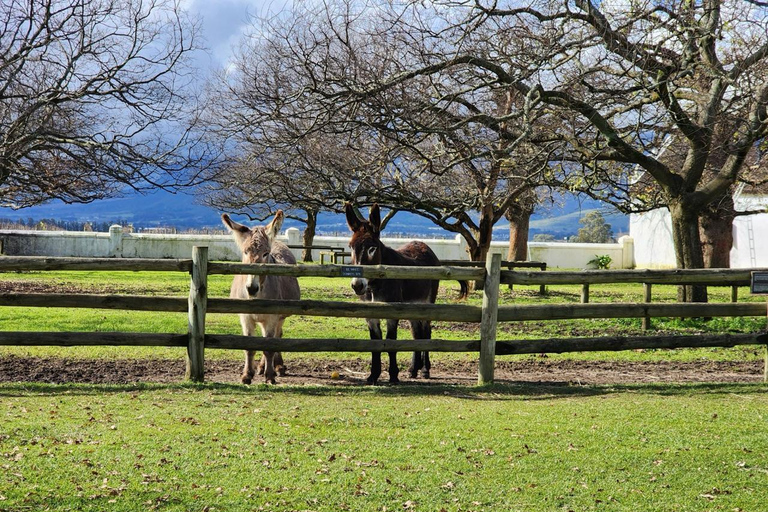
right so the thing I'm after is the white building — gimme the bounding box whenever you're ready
[630,193,768,268]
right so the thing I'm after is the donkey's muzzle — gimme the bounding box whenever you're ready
[246,279,260,297]
[350,277,368,296]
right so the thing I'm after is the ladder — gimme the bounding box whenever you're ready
[747,216,757,267]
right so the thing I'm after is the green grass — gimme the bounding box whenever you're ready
[1,382,767,511]
[2,271,768,510]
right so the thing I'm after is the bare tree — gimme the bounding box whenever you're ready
[204,0,557,266]
[456,0,768,301]
[0,0,215,208]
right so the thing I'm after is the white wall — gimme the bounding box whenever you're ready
[630,194,768,268]
[0,226,636,268]
[527,239,632,269]
[629,208,678,268]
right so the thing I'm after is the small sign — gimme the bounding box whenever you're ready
[750,272,768,294]
[340,266,364,278]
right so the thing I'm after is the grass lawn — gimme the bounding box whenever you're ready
[2,381,768,512]
[1,269,768,510]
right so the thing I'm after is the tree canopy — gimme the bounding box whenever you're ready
[0,0,217,208]
[570,211,614,244]
[202,0,559,263]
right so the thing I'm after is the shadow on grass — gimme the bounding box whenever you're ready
[1,379,765,401]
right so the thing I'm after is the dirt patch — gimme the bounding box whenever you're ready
[0,355,763,386]
[0,280,161,295]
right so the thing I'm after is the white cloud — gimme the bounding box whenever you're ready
[185,0,288,68]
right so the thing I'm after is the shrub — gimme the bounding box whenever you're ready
[588,254,612,269]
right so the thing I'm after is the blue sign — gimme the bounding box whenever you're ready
[750,272,768,294]
[340,266,364,278]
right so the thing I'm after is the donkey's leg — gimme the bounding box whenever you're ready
[421,351,431,379]
[409,320,425,378]
[385,318,399,384]
[261,351,277,384]
[274,352,286,376]
[366,319,383,385]
[410,350,422,378]
[239,315,257,384]
[257,354,267,375]
[242,351,256,385]
[274,321,287,376]
[259,322,278,384]
[422,321,432,379]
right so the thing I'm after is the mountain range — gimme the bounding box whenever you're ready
[0,190,629,240]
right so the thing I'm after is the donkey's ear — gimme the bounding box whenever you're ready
[222,214,250,247]
[265,210,284,241]
[345,202,362,232]
[369,204,381,233]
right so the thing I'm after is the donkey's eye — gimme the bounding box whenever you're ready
[262,252,269,260]
[367,247,377,259]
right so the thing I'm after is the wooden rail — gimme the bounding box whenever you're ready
[0,256,192,272]
[208,262,484,280]
[2,294,763,323]
[3,332,764,355]
[503,268,768,286]
[1,251,767,384]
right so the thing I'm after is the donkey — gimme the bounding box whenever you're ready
[345,203,469,384]
[222,211,300,384]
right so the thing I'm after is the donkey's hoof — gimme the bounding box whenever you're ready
[276,365,287,377]
[420,369,430,379]
[241,375,253,385]
[366,376,378,385]
[389,375,400,384]
[409,368,418,378]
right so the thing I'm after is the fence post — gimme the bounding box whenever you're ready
[642,283,652,331]
[187,246,208,382]
[581,284,590,304]
[478,252,501,385]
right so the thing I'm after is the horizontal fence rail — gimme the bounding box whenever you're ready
[4,332,764,356]
[0,256,192,272]
[1,251,767,384]
[199,332,768,354]
[0,294,188,312]
[0,332,188,347]
[208,262,485,281]
[3,294,765,322]
[504,268,768,286]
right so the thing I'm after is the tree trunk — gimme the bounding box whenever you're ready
[699,194,735,269]
[668,201,707,302]
[506,205,532,261]
[468,206,495,291]
[301,209,318,262]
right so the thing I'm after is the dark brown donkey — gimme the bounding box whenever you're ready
[222,211,300,384]
[345,203,468,384]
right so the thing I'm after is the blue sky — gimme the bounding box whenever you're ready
[185,0,283,70]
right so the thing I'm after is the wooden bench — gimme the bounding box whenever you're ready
[441,259,547,294]
[319,249,351,264]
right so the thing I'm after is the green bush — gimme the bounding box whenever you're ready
[588,254,612,269]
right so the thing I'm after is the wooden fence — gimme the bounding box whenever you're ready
[1,249,767,384]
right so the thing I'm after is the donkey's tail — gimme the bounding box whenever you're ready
[457,280,469,300]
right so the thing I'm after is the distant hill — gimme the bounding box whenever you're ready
[0,189,628,239]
